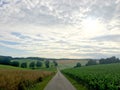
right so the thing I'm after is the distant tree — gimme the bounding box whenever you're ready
[45,60,50,68]
[29,62,35,69]
[21,62,27,68]
[36,61,42,68]
[10,61,19,67]
[53,60,58,67]
[0,56,12,65]
[74,62,81,68]
[27,57,45,61]
[86,60,97,66]
[99,56,120,64]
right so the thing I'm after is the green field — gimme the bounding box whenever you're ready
[62,63,120,90]
[0,64,29,70]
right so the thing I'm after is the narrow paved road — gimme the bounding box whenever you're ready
[44,69,76,90]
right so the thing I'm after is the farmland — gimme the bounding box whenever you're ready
[57,59,88,70]
[62,63,120,90]
[0,69,54,90]
[0,57,56,90]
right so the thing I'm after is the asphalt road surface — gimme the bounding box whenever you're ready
[44,69,76,90]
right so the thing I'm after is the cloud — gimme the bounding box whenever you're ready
[0,40,20,45]
[0,0,120,58]
[11,32,31,39]
[91,34,120,42]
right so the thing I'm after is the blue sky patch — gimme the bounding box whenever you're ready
[0,40,20,45]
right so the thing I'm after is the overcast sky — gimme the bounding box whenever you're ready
[0,0,120,59]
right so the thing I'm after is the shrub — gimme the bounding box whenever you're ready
[36,61,42,68]
[29,62,35,69]
[86,60,97,66]
[74,62,81,68]
[45,60,50,68]
[10,61,19,67]
[21,62,27,68]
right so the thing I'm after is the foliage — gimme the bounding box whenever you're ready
[10,61,19,67]
[21,62,27,68]
[29,62,35,69]
[0,56,12,65]
[74,62,81,68]
[99,56,120,64]
[62,63,120,90]
[86,60,97,66]
[36,61,42,68]
[53,60,58,67]
[45,60,50,68]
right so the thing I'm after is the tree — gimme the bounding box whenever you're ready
[74,62,81,68]
[21,62,27,68]
[99,56,120,64]
[29,62,35,69]
[45,60,50,68]
[36,61,42,68]
[10,61,19,67]
[53,60,58,67]
[0,56,12,65]
[86,60,97,66]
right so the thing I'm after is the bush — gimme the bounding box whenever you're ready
[74,62,81,68]
[36,61,42,68]
[53,60,58,67]
[21,62,27,68]
[29,62,35,69]
[86,60,97,66]
[45,60,50,68]
[10,61,19,67]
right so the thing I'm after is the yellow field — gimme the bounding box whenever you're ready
[57,59,88,70]
[0,69,53,90]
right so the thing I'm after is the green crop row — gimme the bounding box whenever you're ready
[62,63,120,90]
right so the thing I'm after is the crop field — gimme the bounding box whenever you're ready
[62,63,120,90]
[0,69,54,90]
[57,59,88,70]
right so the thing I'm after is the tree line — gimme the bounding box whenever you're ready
[0,55,58,69]
[75,56,120,68]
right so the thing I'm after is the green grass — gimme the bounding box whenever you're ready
[62,63,120,90]
[38,67,57,72]
[0,64,28,70]
[27,73,55,90]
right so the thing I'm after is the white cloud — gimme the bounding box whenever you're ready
[0,0,120,58]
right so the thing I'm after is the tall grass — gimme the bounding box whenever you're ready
[0,69,54,90]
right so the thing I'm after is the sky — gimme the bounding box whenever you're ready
[0,0,120,59]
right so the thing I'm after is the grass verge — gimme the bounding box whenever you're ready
[27,73,55,90]
[63,73,88,90]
